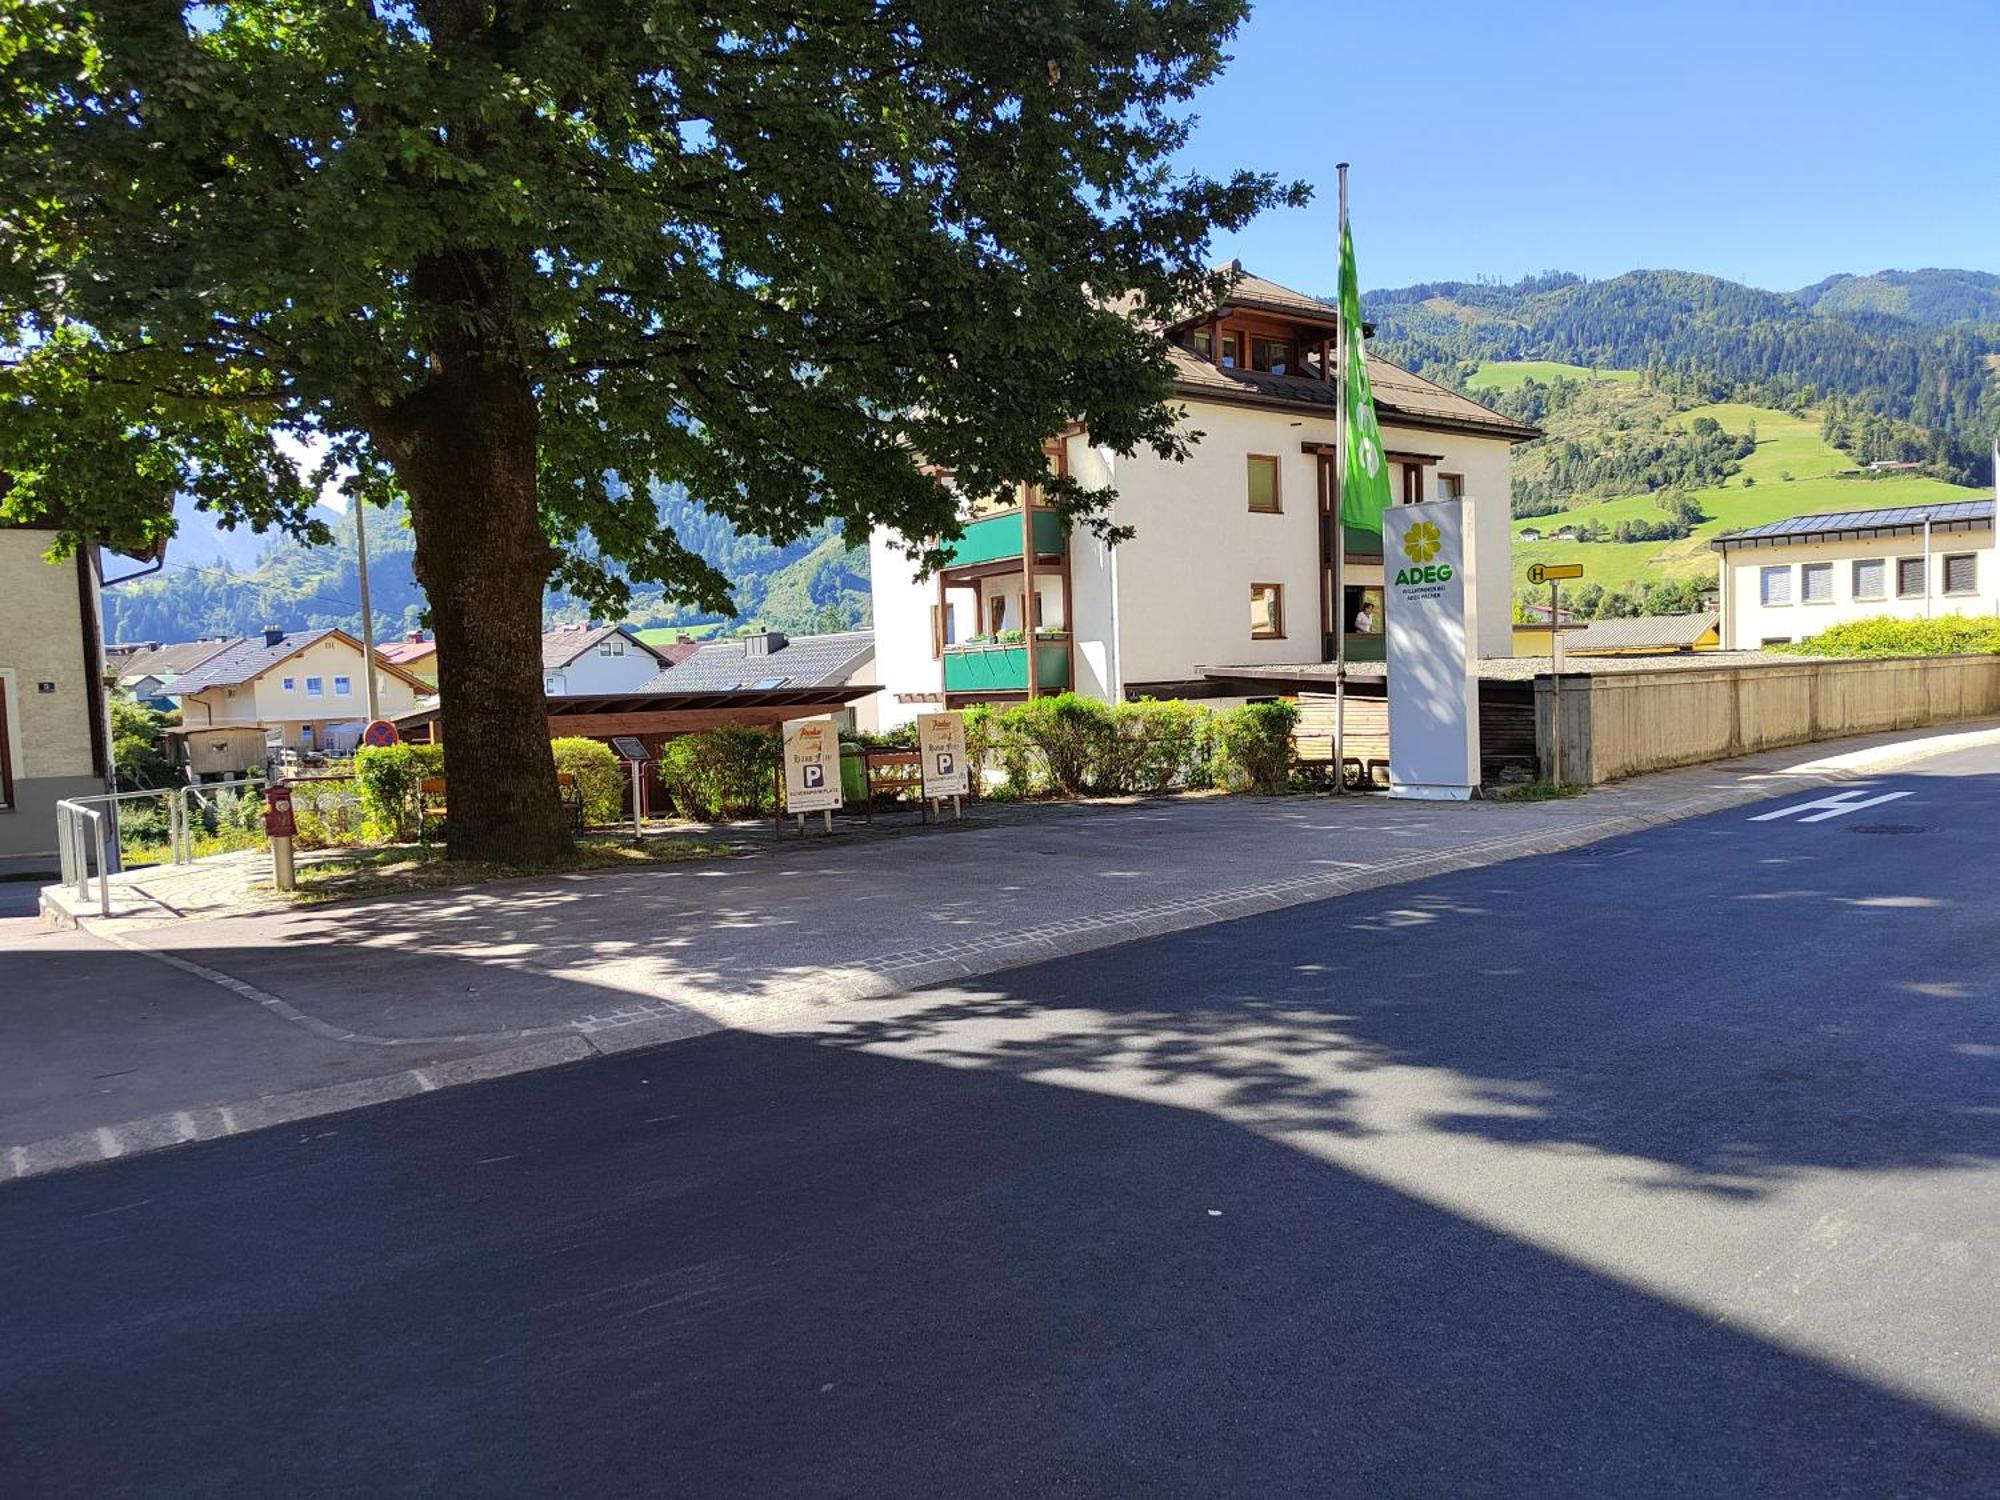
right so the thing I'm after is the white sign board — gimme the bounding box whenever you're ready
[916,712,970,798]
[782,716,843,814]
[1383,498,1481,801]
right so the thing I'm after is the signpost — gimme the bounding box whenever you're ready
[1383,498,1481,800]
[263,786,297,892]
[360,719,400,749]
[1526,563,1584,788]
[916,711,969,820]
[610,736,651,837]
[782,716,843,833]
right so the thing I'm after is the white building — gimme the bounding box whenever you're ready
[1712,499,1996,649]
[541,623,673,697]
[169,627,431,753]
[869,266,1538,725]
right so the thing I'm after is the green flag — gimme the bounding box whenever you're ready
[1337,220,1392,533]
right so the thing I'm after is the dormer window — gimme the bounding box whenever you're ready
[1219,332,1240,369]
[1191,328,1212,359]
[1250,336,1293,375]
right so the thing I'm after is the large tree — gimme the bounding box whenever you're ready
[0,1,1302,862]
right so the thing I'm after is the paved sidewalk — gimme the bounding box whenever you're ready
[6,721,1995,1181]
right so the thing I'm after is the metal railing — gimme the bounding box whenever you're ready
[174,773,268,864]
[54,800,111,917]
[51,775,271,917]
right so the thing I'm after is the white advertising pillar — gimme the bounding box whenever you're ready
[1383,498,1481,800]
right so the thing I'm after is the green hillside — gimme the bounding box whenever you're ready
[1469,360,1636,392]
[1508,387,1986,596]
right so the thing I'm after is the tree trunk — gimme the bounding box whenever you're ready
[378,362,572,865]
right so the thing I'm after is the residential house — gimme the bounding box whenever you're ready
[168,627,430,753]
[640,628,879,730]
[1563,612,1721,656]
[868,265,1539,724]
[0,520,130,867]
[1518,526,1542,542]
[376,631,440,687]
[1711,500,1995,649]
[541,623,673,697]
[113,638,234,709]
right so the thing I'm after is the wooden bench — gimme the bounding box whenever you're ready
[1294,692,1390,789]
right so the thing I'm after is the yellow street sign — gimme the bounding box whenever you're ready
[1527,563,1583,585]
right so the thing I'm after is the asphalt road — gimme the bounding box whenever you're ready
[2,747,1995,1496]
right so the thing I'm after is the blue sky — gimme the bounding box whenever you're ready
[1178,0,1999,296]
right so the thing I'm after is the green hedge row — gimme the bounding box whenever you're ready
[964,694,1298,798]
[1781,614,2000,659]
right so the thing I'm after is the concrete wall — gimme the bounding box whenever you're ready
[0,533,106,862]
[1538,655,2000,784]
[1721,527,1996,649]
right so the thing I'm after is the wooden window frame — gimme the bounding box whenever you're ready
[1249,335,1294,375]
[1246,454,1282,514]
[1400,463,1423,505]
[1943,552,1977,596]
[1437,472,1465,500]
[1219,332,1240,369]
[1250,582,1285,640]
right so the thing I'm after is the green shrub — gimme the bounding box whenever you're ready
[1215,700,1298,794]
[1002,693,1113,795]
[658,727,780,820]
[1782,614,2000,659]
[550,737,625,824]
[1107,699,1212,794]
[355,743,447,840]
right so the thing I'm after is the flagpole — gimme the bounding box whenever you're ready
[1333,162,1349,795]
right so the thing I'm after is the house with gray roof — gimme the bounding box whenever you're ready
[1711,498,1994,649]
[171,626,433,754]
[641,629,879,729]
[540,623,672,697]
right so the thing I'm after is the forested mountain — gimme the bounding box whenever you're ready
[1365,268,1999,481]
[102,489,870,648]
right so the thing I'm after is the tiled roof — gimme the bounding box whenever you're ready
[1219,268,1342,323]
[1566,612,1720,652]
[376,638,437,666]
[165,629,340,694]
[541,623,668,670]
[639,630,874,693]
[1166,344,1542,442]
[114,638,235,683]
[1713,498,1993,549]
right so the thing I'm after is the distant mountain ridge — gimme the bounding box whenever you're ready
[1792,269,2000,327]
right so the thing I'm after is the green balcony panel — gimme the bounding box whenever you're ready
[943,642,1071,694]
[945,508,1067,568]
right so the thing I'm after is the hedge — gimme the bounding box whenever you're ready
[551,736,625,824]
[1781,614,2000,659]
[659,725,780,820]
[961,692,1286,798]
[354,742,446,840]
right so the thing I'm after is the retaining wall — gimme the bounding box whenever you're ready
[1536,655,2000,784]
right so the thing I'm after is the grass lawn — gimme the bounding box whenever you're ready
[1469,360,1639,392]
[1511,395,1986,595]
[288,832,745,903]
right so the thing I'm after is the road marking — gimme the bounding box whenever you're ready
[1748,789,1913,824]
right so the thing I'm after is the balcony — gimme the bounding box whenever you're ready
[943,639,1071,695]
[945,507,1067,570]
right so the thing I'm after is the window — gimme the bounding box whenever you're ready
[1760,636,1793,648]
[988,595,1007,634]
[930,602,957,658]
[750,676,789,690]
[0,675,14,812]
[1250,583,1284,640]
[1219,333,1240,369]
[1897,557,1926,598]
[1437,473,1465,501]
[1801,562,1833,603]
[599,636,625,656]
[1400,464,1423,505]
[1191,328,1213,359]
[333,675,351,695]
[1852,558,1886,600]
[1759,566,1792,606]
[305,676,323,696]
[1249,336,1293,375]
[1246,455,1281,513]
[281,677,296,691]
[1944,552,1977,595]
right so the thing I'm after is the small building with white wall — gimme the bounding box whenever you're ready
[541,623,673,697]
[868,266,1538,726]
[1712,499,1996,650]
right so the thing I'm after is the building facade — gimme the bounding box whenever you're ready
[1713,500,1996,649]
[0,526,117,866]
[869,267,1537,726]
[170,627,429,752]
[541,624,672,697]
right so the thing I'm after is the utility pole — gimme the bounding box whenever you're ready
[1332,160,1349,795]
[354,499,381,722]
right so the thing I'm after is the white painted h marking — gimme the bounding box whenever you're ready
[1748,788,1913,824]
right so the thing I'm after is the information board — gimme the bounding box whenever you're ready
[916,712,970,798]
[782,716,843,814]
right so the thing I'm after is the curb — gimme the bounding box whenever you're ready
[7,726,1987,1186]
